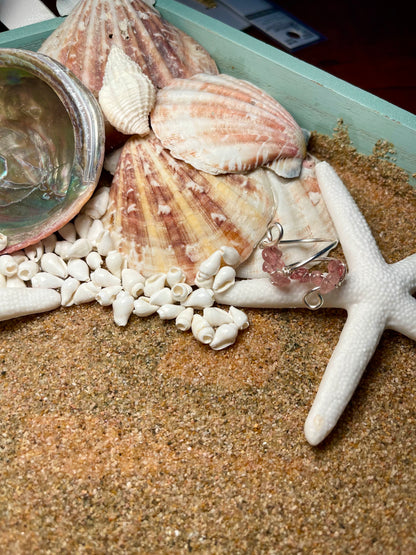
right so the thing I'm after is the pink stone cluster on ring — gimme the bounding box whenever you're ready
[262,245,346,294]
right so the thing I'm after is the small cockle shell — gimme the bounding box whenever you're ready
[31,272,64,289]
[209,322,239,351]
[171,282,192,303]
[60,277,81,307]
[151,73,306,178]
[175,307,194,331]
[40,252,68,278]
[157,304,186,320]
[203,307,232,327]
[0,255,18,277]
[73,281,101,304]
[121,268,145,297]
[99,46,156,136]
[91,268,121,288]
[191,314,215,345]
[183,288,214,309]
[96,285,123,307]
[133,296,159,317]
[212,266,236,294]
[100,134,275,283]
[112,290,134,326]
[67,258,90,282]
[17,260,39,281]
[229,306,250,330]
[149,287,173,307]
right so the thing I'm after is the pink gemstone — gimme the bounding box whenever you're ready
[320,275,336,294]
[328,259,347,280]
[262,260,276,274]
[290,267,309,281]
[271,271,291,287]
[310,270,323,286]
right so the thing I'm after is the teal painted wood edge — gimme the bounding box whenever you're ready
[156,0,416,186]
[0,1,414,185]
[0,18,62,50]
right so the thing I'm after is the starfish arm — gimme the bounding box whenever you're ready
[392,252,416,292]
[387,294,416,341]
[304,303,386,446]
[214,278,309,308]
[315,162,386,271]
[0,287,61,321]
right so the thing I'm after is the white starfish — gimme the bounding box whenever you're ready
[215,161,416,445]
[0,287,61,321]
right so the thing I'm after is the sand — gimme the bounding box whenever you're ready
[0,125,415,554]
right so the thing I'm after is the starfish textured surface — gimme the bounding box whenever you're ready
[215,161,416,445]
[0,287,61,321]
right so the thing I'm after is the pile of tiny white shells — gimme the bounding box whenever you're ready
[0,186,249,350]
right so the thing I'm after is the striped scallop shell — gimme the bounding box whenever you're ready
[151,73,307,178]
[236,154,338,278]
[100,134,275,284]
[38,0,218,95]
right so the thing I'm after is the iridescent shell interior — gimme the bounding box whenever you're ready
[0,48,105,253]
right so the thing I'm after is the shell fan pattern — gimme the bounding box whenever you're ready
[151,73,307,178]
[100,134,276,284]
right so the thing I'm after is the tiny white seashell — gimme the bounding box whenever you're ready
[220,245,241,267]
[67,258,90,282]
[171,282,192,303]
[0,275,6,287]
[133,296,159,317]
[144,273,166,297]
[0,255,18,277]
[73,282,101,305]
[0,233,8,251]
[6,276,26,288]
[121,268,145,297]
[40,252,68,279]
[96,285,123,307]
[112,290,134,326]
[149,287,173,307]
[212,266,236,294]
[74,213,93,238]
[105,250,125,278]
[83,187,110,220]
[198,250,223,280]
[31,272,65,289]
[194,274,214,289]
[42,234,57,253]
[96,231,114,256]
[86,251,103,271]
[58,222,77,243]
[203,306,233,327]
[183,288,214,309]
[11,251,27,265]
[175,307,194,331]
[166,266,186,288]
[91,268,121,288]
[54,240,73,260]
[0,287,61,321]
[191,314,215,345]
[99,46,156,136]
[104,147,122,175]
[68,238,93,259]
[60,277,80,307]
[87,219,105,245]
[229,306,250,330]
[17,260,40,281]
[157,303,185,320]
[209,323,239,351]
[24,241,43,261]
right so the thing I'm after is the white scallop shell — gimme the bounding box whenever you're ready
[99,46,156,137]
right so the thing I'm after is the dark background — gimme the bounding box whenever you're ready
[2,0,415,114]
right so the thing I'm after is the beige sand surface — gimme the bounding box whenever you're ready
[0,127,415,553]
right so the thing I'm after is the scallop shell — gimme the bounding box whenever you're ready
[99,46,156,136]
[39,0,218,95]
[100,134,275,284]
[236,155,338,278]
[151,73,307,178]
[0,48,104,254]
